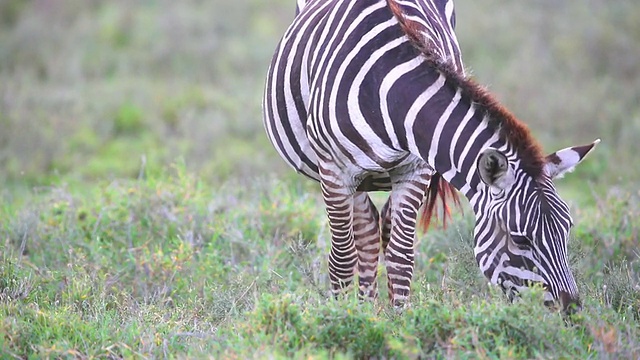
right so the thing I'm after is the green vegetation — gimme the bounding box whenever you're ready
[1,0,638,358]
[1,172,639,358]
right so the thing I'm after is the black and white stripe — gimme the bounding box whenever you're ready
[264,0,598,311]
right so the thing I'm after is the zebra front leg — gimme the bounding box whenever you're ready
[320,171,358,297]
[385,173,430,308]
[353,192,381,300]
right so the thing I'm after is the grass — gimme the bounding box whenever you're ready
[1,167,639,358]
[1,0,639,358]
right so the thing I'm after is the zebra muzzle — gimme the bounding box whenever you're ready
[559,291,582,315]
[543,291,582,315]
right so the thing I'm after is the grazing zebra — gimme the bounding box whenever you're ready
[263,0,599,313]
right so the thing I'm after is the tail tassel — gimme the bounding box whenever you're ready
[419,173,461,232]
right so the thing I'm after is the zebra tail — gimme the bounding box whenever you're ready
[418,173,461,232]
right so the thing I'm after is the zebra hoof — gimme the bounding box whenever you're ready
[392,298,411,312]
[357,288,378,303]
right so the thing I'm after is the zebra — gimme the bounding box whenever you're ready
[263,0,599,313]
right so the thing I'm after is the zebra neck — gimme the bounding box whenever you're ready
[404,76,503,200]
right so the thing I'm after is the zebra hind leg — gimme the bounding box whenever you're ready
[320,171,358,297]
[352,192,381,300]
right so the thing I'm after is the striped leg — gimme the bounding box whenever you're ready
[385,172,431,308]
[380,197,393,301]
[320,168,358,296]
[353,192,381,300]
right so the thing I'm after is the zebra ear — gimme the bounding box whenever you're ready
[544,139,600,179]
[477,149,515,190]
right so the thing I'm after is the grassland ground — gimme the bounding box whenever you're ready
[1,167,639,358]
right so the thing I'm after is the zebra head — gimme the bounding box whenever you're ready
[473,140,600,313]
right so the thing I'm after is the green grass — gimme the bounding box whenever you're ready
[1,0,639,358]
[1,168,639,358]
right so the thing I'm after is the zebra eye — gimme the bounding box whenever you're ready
[511,234,530,247]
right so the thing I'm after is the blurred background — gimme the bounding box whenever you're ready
[0,0,638,192]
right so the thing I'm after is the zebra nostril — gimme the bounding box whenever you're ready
[559,291,581,314]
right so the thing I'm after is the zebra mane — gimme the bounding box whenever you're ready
[387,0,546,179]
